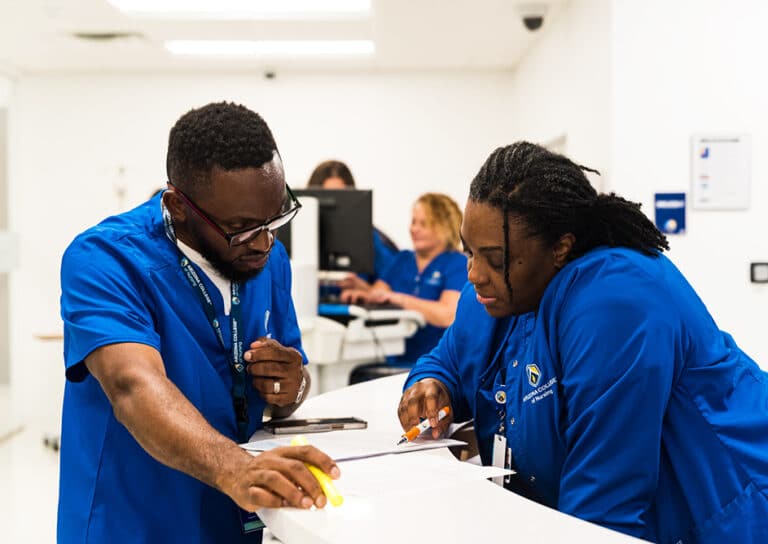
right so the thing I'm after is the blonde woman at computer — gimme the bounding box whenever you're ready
[341,193,467,367]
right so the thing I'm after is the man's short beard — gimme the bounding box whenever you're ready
[197,242,266,282]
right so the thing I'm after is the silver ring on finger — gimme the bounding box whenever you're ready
[273,380,281,394]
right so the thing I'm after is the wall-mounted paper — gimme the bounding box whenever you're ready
[691,134,751,210]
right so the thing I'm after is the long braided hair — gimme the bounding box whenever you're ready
[469,142,669,299]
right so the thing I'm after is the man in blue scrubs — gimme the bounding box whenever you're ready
[58,102,340,543]
[399,142,768,543]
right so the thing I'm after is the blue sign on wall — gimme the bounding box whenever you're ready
[654,193,686,234]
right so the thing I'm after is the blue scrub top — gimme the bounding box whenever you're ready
[372,228,398,281]
[381,249,467,365]
[354,227,398,284]
[406,247,768,543]
[58,194,305,543]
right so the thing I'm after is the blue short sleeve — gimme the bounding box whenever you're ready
[61,234,160,381]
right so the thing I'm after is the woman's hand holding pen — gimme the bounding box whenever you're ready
[398,378,453,439]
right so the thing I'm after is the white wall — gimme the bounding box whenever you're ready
[491,0,767,368]
[8,0,767,423]
[0,75,11,384]
[462,0,767,368]
[613,0,768,367]
[505,0,613,188]
[0,76,12,105]
[7,71,517,419]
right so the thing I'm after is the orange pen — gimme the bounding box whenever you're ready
[396,406,451,446]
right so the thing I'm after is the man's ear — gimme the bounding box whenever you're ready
[552,233,575,269]
[162,189,188,222]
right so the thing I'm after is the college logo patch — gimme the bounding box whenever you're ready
[526,364,541,387]
[426,270,442,286]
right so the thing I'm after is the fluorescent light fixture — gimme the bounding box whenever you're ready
[107,0,371,20]
[165,40,375,57]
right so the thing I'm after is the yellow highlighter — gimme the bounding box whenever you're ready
[290,435,344,507]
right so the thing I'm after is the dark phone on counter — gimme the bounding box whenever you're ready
[263,417,367,434]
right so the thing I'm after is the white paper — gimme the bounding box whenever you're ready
[335,453,514,498]
[447,419,474,436]
[241,429,465,462]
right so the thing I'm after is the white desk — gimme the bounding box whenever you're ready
[299,308,424,394]
[257,375,646,544]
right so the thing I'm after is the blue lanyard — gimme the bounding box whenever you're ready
[162,202,249,442]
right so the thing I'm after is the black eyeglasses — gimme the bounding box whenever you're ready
[168,182,302,248]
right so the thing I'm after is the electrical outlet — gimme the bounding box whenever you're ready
[750,262,768,283]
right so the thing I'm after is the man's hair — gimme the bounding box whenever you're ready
[469,141,669,298]
[306,160,356,188]
[416,193,463,252]
[166,102,278,195]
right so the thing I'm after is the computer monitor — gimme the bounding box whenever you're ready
[278,189,374,275]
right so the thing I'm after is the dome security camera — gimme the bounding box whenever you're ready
[518,3,548,31]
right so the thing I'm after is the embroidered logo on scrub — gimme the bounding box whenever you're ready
[426,270,442,286]
[522,364,558,405]
[526,364,541,387]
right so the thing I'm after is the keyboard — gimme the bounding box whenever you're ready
[319,294,343,305]
[318,295,401,312]
[357,303,402,311]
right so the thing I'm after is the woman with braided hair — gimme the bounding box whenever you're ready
[398,142,768,543]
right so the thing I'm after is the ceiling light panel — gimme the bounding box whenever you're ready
[165,40,375,57]
[107,0,371,20]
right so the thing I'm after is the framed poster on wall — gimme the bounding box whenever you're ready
[691,134,751,210]
[654,193,686,234]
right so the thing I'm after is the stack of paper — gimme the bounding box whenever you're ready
[241,429,466,462]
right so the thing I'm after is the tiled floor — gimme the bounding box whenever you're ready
[0,385,281,543]
[0,384,60,543]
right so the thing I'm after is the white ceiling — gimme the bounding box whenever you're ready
[0,0,564,74]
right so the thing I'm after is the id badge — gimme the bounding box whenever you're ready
[491,433,507,486]
[238,508,265,535]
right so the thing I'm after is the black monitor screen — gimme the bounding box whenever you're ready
[278,189,374,275]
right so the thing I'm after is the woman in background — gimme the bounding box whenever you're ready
[341,193,467,368]
[307,160,397,283]
[307,159,355,189]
